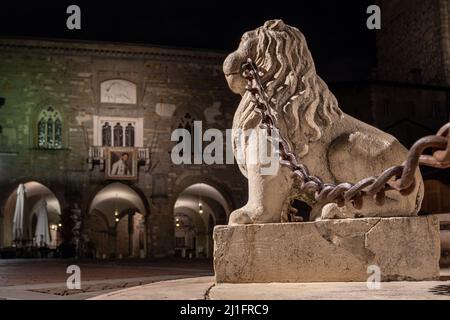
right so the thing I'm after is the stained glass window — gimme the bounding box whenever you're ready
[47,118,54,148]
[37,107,62,149]
[38,118,46,148]
[54,118,62,149]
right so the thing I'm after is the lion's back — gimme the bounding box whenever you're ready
[327,115,412,184]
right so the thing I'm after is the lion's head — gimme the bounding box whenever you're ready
[224,19,343,157]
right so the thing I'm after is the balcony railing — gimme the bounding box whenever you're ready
[87,146,151,172]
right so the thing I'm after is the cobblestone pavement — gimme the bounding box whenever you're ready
[0,258,213,299]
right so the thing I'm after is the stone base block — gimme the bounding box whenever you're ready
[214,216,440,283]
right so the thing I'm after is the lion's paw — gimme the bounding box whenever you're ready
[320,203,347,220]
[228,209,254,225]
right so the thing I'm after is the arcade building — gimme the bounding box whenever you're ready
[0,38,246,259]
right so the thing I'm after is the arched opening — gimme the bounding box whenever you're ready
[86,182,148,259]
[0,181,62,250]
[173,183,230,259]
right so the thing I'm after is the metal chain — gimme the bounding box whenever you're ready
[241,58,450,210]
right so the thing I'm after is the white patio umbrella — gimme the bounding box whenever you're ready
[35,199,51,247]
[12,183,26,241]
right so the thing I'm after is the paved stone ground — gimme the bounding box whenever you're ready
[0,258,213,300]
[94,269,450,300]
[4,259,450,300]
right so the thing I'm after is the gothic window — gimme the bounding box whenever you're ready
[125,123,135,147]
[102,122,112,146]
[37,107,62,149]
[38,118,46,148]
[113,123,124,147]
[100,120,136,147]
[54,118,62,149]
[47,118,54,147]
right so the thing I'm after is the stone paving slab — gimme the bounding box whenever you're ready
[209,281,450,300]
[0,258,212,287]
[91,276,215,300]
[93,275,450,300]
[0,275,208,300]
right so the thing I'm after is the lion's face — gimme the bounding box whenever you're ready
[223,31,258,96]
[225,19,342,155]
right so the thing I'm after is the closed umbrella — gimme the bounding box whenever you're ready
[35,199,51,247]
[12,184,26,241]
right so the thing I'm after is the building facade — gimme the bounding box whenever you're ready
[331,0,450,216]
[1,1,450,260]
[376,0,450,87]
[0,38,246,259]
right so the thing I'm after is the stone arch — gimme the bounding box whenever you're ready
[172,177,233,259]
[85,182,150,258]
[172,174,236,216]
[83,181,151,220]
[1,178,66,216]
[0,181,62,248]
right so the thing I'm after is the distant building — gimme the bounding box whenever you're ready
[332,0,450,215]
[0,38,246,259]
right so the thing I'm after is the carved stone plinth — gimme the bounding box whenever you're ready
[214,216,440,283]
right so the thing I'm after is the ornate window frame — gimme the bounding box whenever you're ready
[93,115,144,147]
[36,106,63,149]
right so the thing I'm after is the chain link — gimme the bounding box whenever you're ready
[242,58,450,210]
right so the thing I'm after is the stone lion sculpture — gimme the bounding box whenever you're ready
[223,19,424,224]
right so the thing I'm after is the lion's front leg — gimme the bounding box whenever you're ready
[228,164,293,225]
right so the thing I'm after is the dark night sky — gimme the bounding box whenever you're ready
[0,0,376,82]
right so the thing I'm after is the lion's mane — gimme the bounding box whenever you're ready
[237,19,343,157]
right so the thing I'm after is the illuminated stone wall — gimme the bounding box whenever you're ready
[0,39,246,257]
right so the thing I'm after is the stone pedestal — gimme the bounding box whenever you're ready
[214,216,440,283]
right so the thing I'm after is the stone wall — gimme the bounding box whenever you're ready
[376,0,450,86]
[331,81,449,149]
[0,38,247,257]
